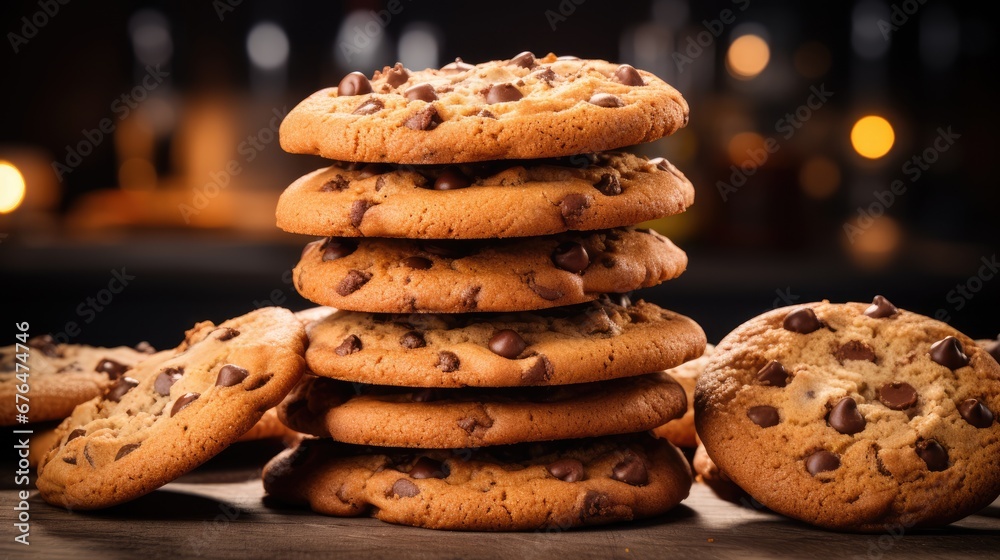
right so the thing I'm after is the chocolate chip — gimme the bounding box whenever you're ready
[588,93,624,108]
[488,329,526,359]
[170,392,200,417]
[67,429,86,442]
[384,63,409,87]
[115,443,141,461]
[916,440,948,471]
[835,340,876,363]
[28,334,61,357]
[828,397,866,434]
[532,66,556,84]
[557,55,580,61]
[106,376,139,402]
[411,388,441,402]
[547,458,584,482]
[783,307,823,334]
[409,457,449,479]
[747,405,780,427]
[83,443,95,466]
[457,417,482,433]
[357,163,389,179]
[509,51,536,68]
[805,450,840,475]
[62,456,76,465]
[96,358,129,380]
[320,176,349,192]
[337,72,372,96]
[611,453,648,486]
[984,339,1000,364]
[559,193,590,224]
[552,242,590,274]
[477,109,495,118]
[336,270,372,296]
[958,398,994,428]
[878,382,918,410]
[433,168,471,190]
[322,238,358,261]
[594,173,622,195]
[215,328,240,341]
[216,364,249,387]
[522,355,552,384]
[335,335,362,356]
[401,256,432,271]
[404,83,438,102]
[930,336,969,369]
[349,200,374,228]
[392,478,420,498]
[756,360,790,387]
[441,58,473,72]
[404,104,440,130]
[529,280,564,301]
[864,295,898,318]
[613,64,644,86]
[486,83,523,104]
[352,97,384,115]
[647,157,671,172]
[396,331,425,350]
[154,367,184,396]
[437,351,459,372]
[135,341,155,354]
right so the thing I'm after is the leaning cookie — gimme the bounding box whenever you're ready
[294,227,687,313]
[36,307,306,509]
[692,443,751,504]
[263,433,692,531]
[653,344,714,448]
[979,336,999,365]
[306,298,705,387]
[279,53,688,164]
[0,338,154,425]
[695,296,1000,531]
[279,372,687,448]
[276,153,694,239]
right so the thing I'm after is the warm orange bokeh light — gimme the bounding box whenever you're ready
[727,35,770,79]
[0,161,26,213]
[851,116,895,159]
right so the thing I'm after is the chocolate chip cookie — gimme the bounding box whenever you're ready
[263,433,691,530]
[279,371,687,448]
[979,335,1000,365]
[276,152,694,239]
[293,227,687,313]
[36,307,307,509]
[306,297,705,387]
[695,297,1000,531]
[279,53,688,164]
[0,338,154,425]
[653,344,714,448]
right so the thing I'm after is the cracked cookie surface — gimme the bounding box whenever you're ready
[695,298,1000,531]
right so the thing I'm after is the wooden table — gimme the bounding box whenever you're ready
[4,442,999,559]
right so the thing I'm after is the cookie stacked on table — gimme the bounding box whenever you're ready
[264,52,707,531]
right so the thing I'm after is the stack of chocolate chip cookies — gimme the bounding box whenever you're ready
[264,52,707,530]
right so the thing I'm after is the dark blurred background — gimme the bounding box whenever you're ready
[1,0,997,349]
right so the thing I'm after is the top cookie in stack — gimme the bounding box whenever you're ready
[267,52,705,531]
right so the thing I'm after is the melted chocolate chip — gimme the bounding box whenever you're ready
[115,443,141,461]
[216,328,240,341]
[559,193,591,225]
[613,64,644,86]
[958,398,994,428]
[864,295,898,318]
[510,51,536,68]
[552,242,590,274]
[828,397,866,434]
[106,377,139,402]
[337,72,372,96]
[392,478,420,498]
[320,176,349,191]
[611,453,648,486]
[595,173,622,195]
[522,355,552,384]
[747,405,780,427]
[135,341,156,354]
[433,168,471,190]
[783,307,823,334]
[409,457,448,479]
[404,105,440,130]
[547,458,584,482]
[437,351,460,372]
[349,200,374,228]
[322,238,358,261]
[488,329,526,359]
[589,93,624,108]
[878,382,918,410]
[404,83,438,102]
[532,66,557,84]
[352,97,384,115]
[930,336,969,369]
[335,335,362,356]
[486,83,523,104]
[154,367,184,396]
[384,63,409,87]
[835,340,877,363]
[67,429,86,442]
[170,392,200,417]
[805,450,840,475]
[529,280,564,301]
[756,360,790,387]
[916,440,948,471]
[63,456,76,465]
[441,58,473,72]
[96,359,129,380]
[336,270,373,296]
[216,364,249,387]
[358,163,389,179]
[647,157,671,172]
[400,331,426,349]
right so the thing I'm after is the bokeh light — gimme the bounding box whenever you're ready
[0,161,27,214]
[845,215,902,269]
[799,157,840,199]
[246,22,289,70]
[726,34,770,79]
[727,132,766,165]
[851,116,895,159]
